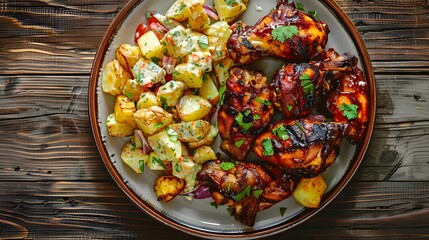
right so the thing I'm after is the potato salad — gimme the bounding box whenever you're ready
[102,0,248,201]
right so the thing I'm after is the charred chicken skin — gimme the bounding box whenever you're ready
[253,116,346,178]
[227,0,329,65]
[218,67,274,160]
[270,62,324,118]
[322,49,369,143]
[198,160,297,226]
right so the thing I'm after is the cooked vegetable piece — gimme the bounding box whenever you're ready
[147,151,168,170]
[177,95,212,122]
[207,36,228,62]
[102,60,132,95]
[187,52,212,72]
[165,0,192,21]
[293,175,327,208]
[122,79,147,102]
[172,156,197,179]
[213,0,247,23]
[199,74,220,105]
[137,91,160,109]
[137,31,165,63]
[173,63,203,88]
[193,145,217,163]
[147,128,182,161]
[188,3,210,31]
[203,21,232,42]
[121,142,149,173]
[116,43,142,73]
[169,120,210,142]
[106,113,135,137]
[134,106,173,135]
[188,124,218,148]
[132,58,166,87]
[213,57,235,87]
[160,26,190,59]
[156,80,186,107]
[154,175,185,202]
[183,163,202,193]
[114,95,137,128]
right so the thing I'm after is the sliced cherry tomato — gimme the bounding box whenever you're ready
[134,23,147,43]
[149,22,168,40]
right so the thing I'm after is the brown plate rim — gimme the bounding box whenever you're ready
[88,0,376,238]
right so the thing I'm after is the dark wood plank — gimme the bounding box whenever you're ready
[0,181,427,239]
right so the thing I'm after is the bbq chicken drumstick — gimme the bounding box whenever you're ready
[227,0,329,65]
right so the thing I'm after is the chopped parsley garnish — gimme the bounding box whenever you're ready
[210,201,219,209]
[235,185,251,201]
[198,35,209,49]
[235,112,253,132]
[255,97,272,106]
[174,163,182,173]
[296,2,305,11]
[295,121,306,132]
[252,189,263,199]
[308,10,317,19]
[272,124,290,140]
[254,114,260,120]
[272,25,299,43]
[150,56,160,65]
[225,0,237,7]
[139,160,145,173]
[299,73,315,95]
[160,96,168,110]
[220,162,235,171]
[219,85,226,105]
[235,139,245,148]
[339,103,359,120]
[124,91,133,99]
[262,139,274,156]
[280,207,287,217]
[154,122,163,128]
[227,182,231,192]
[167,127,178,141]
[287,104,293,111]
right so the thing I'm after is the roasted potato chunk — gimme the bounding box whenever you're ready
[188,124,218,148]
[136,91,160,109]
[188,3,210,31]
[137,31,164,63]
[154,175,185,202]
[169,120,210,142]
[173,63,203,88]
[213,0,247,23]
[203,21,232,42]
[199,74,220,105]
[213,57,235,87]
[132,58,166,87]
[177,95,212,122]
[121,142,148,174]
[134,106,173,135]
[114,95,137,128]
[156,80,186,107]
[147,128,182,161]
[122,79,147,102]
[172,156,197,179]
[102,60,132,95]
[293,175,328,208]
[147,152,168,171]
[116,43,142,73]
[193,145,217,163]
[106,113,134,137]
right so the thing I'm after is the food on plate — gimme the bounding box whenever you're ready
[227,0,329,65]
[100,0,370,227]
[293,175,328,208]
[217,67,274,160]
[253,116,346,178]
[270,62,324,118]
[198,160,297,226]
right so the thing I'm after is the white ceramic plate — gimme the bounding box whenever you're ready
[89,0,376,238]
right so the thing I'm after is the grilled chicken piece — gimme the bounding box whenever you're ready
[198,160,297,226]
[253,116,345,178]
[322,49,369,143]
[218,67,274,160]
[227,0,329,65]
[270,62,324,118]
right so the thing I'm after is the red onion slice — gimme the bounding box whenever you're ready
[134,130,151,155]
[203,5,219,21]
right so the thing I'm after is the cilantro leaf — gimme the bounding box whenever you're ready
[272,25,299,43]
[272,124,290,140]
[220,162,235,171]
[252,189,263,199]
[262,139,274,156]
[296,3,305,11]
[235,185,251,201]
[299,73,315,95]
[255,97,272,106]
[280,207,287,217]
[235,112,253,132]
[308,10,317,19]
[235,139,245,148]
[287,104,293,111]
[210,201,219,209]
[339,103,359,120]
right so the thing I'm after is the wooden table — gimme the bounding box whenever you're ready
[1,0,428,239]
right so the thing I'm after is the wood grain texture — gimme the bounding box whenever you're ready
[0,0,428,239]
